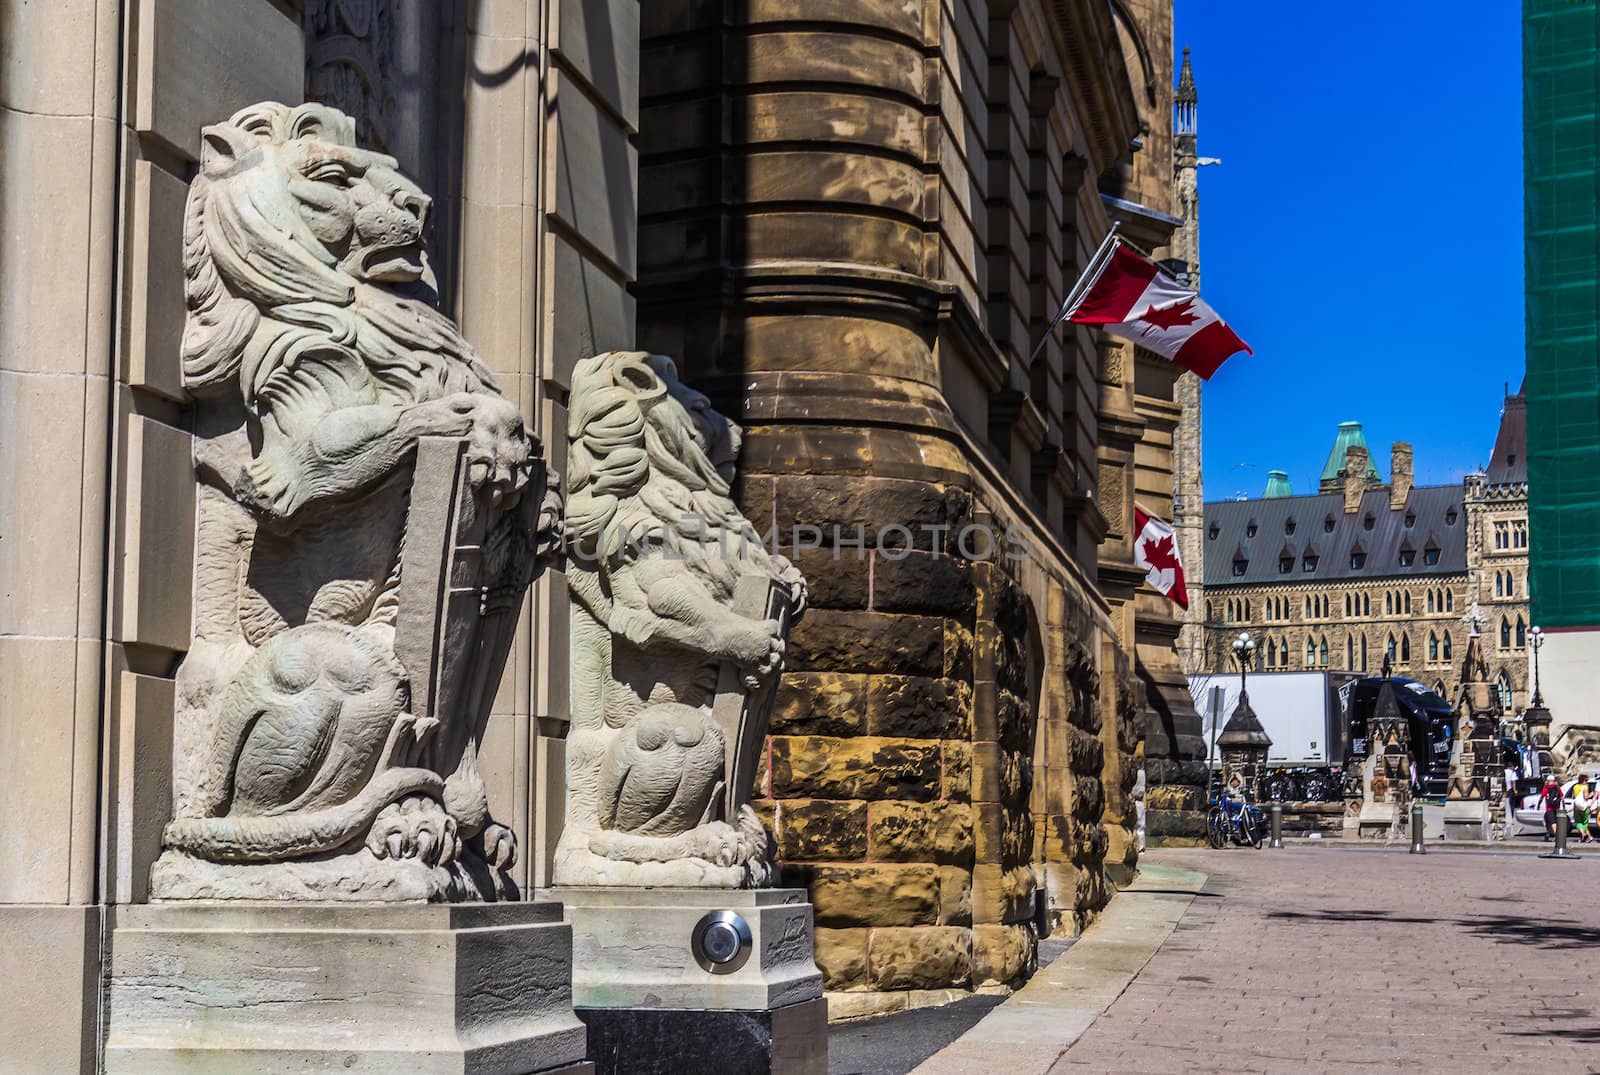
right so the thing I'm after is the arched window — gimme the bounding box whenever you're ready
[1404,592,1412,614]
[1306,638,1317,666]
[1427,591,1435,613]
[1516,617,1527,647]
[1207,601,1216,622]
[1500,617,1511,648]
[1387,634,1397,660]
[1347,633,1354,666]
[1363,593,1371,616]
[1319,637,1329,666]
[1428,633,1439,661]
[1443,633,1452,661]
[1446,591,1453,612]
[1266,638,1276,668]
[1385,593,1393,615]
[1507,574,1515,597]
[1434,679,1449,699]
[1361,635,1369,671]
[1497,671,1513,710]
[1400,634,1411,662]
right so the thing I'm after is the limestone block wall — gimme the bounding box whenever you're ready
[3,1,304,1068]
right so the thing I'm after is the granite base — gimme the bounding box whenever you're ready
[104,901,590,1073]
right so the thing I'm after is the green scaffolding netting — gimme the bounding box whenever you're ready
[1525,0,1600,627]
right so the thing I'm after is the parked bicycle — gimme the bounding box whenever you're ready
[1205,795,1265,849]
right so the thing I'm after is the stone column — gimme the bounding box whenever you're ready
[0,1,122,1066]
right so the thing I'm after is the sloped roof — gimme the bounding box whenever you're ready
[1263,470,1293,498]
[1485,390,1527,486]
[1319,422,1384,484]
[1203,484,1467,587]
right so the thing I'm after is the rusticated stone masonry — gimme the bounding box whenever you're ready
[733,471,1065,1010]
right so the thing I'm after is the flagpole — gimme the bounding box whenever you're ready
[1027,221,1121,365]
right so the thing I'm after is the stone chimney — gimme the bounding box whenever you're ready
[1343,444,1369,514]
[1390,442,1413,509]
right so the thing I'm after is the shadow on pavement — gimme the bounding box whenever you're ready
[1266,907,1600,950]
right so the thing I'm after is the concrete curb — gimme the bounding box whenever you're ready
[909,862,1207,1075]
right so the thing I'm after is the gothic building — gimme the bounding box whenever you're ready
[1198,395,1531,709]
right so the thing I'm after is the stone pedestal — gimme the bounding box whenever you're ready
[1443,799,1493,841]
[104,902,591,1074]
[547,887,825,1075]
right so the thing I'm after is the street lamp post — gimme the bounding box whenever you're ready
[1232,631,1255,691]
[1529,625,1545,709]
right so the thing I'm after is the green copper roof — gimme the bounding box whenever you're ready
[1319,421,1383,483]
[1263,470,1293,498]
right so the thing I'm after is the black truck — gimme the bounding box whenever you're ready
[1345,676,1456,797]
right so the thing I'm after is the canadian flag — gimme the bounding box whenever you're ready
[1132,507,1188,609]
[1067,240,1251,379]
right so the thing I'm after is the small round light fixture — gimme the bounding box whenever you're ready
[691,910,753,974]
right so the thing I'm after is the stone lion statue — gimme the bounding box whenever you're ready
[150,102,562,901]
[556,352,806,887]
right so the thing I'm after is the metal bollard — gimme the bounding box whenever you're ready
[1541,811,1583,860]
[1269,803,1284,849]
[1409,802,1426,854]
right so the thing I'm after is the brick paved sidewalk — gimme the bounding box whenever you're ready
[1053,846,1600,1074]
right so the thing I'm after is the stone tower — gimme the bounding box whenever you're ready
[1173,48,1208,673]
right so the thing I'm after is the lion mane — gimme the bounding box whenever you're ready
[565,351,797,633]
[180,100,498,412]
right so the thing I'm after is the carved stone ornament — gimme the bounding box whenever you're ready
[557,352,808,887]
[150,102,563,901]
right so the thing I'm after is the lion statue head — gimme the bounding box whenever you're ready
[565,351,804,611]
[180,101,494,406]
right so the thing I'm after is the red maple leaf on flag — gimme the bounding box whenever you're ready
[1140,533,1181,574]
[1135,298,1200,333]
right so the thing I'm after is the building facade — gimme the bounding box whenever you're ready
[1197,408,1530,712]
[1525,0,1600,748]
[0,0,1210,1062]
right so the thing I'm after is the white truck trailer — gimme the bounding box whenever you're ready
[1186,670,1358,802]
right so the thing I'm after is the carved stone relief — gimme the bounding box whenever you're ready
[303,0,398,155]
[556,352,808,887]
[150,102,562,901]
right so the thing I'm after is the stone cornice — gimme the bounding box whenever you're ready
[1043,0,1140,173]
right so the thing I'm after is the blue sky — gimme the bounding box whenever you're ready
[1175,1,1524,501]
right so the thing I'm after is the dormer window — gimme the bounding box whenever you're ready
[1208,523,1220,540]
[1350,549,1367,569]
[1398,548,1416,567]
[1233,558,1248,577]
[1246,521,1258,538]
[1363,513,1376,531]
[1324,515,1336,533]
[1404,511,1416,528]
[1445,507,1458,525]
[1424,545,1441,566]
[1302,554,1319,572]
[1285,518,1297,535]
[1279,556,1293,574]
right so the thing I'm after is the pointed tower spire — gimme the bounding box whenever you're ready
[1175,47,1197,138]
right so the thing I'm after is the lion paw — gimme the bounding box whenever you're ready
[470,821,518,871]
[462,396,531,508]
[366,795,459,866]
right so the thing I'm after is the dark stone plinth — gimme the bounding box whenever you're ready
[578,998,826,1075]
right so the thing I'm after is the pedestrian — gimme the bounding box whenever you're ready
[1575,776,1595,844]
[1540,773,1564,841]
